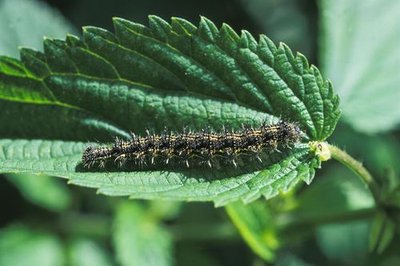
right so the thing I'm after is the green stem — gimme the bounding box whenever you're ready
[327,143,381,205]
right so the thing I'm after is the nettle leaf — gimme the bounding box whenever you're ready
[113,202,172,266]
[0,224,65,266]
[68,238,113,266]
[6,173,72,212]
[0,16,340,205]
[320,0,400,133]
[0,0,76,58]
[226,201,278,261]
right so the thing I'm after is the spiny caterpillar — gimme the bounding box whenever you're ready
[82,121,302,169]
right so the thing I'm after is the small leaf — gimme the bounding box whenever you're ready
[320,0,400,133]
[5,173,71,212]
[112,201,172,266]
[67,239,113,266]
[0,224,65,266]
[387,185,400,208]
[226,201,278,261]
[376,219,396,254]
[369,211,396,254]
[0,16,341,204]
[369,212,385,252]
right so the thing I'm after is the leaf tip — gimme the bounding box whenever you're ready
[81,26,91,34]
[148,14,161,20]
[148,14,170,27]
[112,16,123,25]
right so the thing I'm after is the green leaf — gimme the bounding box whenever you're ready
[5,173,72,212]
[320,0,400,133]
[1,16,340,138]
[112,201,172,266]
[0,57,55,103]
[0,16,341,204]
[226,201,278,261]
[369,211,396,254]
[316,221,370,265]
[387,184,400,208]
[0,224,65,266]
[0,99,130,141]
[67,238,113,266]
[0,0,76,57]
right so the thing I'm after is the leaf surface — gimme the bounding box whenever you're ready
[68,239,113,266]
[226,201,278,261]
[320,0,400,132]
[0,16,340,204]
[0,225,64,266]
[6,173,71,212]
[112,202,172,266]
[0,0,76,57]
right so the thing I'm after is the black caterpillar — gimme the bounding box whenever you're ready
[82,121,302,168]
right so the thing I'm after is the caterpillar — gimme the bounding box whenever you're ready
[82,121,302,169]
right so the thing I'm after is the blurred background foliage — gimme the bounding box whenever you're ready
[0,0,399,265]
